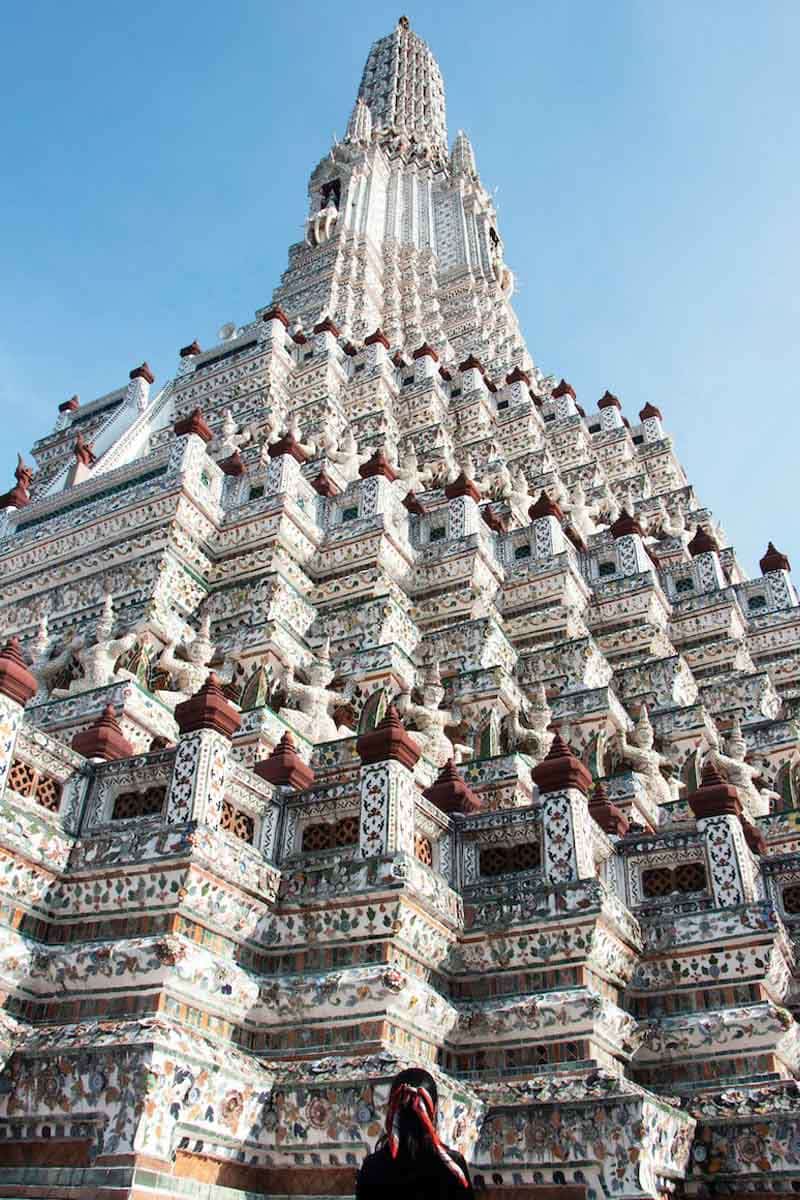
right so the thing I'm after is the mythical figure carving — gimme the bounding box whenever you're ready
[613,705,674,808]
[506,683,553,763]
[279,638,351,743]
[49,595,137,698]
[396,662,471,766]
[565,481,600,542]
[701,717,772,818]
[155,614,221,703]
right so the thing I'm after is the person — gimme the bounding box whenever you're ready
[356,1068,474,1200]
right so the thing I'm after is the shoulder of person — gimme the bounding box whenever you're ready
[358,1147,388,1177]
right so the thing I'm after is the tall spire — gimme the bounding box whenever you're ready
[451,129,477,179]
[356,16,448,158]
[345,97,373,145]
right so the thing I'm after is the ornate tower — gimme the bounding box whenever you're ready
[0,17,798,1200]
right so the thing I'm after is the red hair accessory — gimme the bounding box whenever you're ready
[385,1083,468,1187]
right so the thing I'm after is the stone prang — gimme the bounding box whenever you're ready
[0,16,798,1200]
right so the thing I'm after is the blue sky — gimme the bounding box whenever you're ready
[1,0,797,574]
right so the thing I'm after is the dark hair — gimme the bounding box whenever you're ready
[378,1067,439,1161]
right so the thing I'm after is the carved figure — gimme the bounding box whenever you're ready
[306,199,339,247]
[278,638,350,743]
[566,481,600,542]
[51,595,137,697]
[614,705,673,808]
[701,717,771,818]
[506,684,553,763]
[395,444,427,494]
[396,662,471,766]
[323,427,360,482]
[155,614,218,702]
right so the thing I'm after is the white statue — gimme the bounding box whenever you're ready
[660,498,689,544]
[34,625,83,697]
[614,705,673,808]
[566,481,600,542]
[701,717,770,818]
[395,444,427,495]
[509,467,532,514]
[485,460,513,501]
[396,662,472,766]
[51,594,137,697]
[506,684,553,763]
[324,427,360,482]
[279,638,350,743]
[455,450,481,489]
[306,198,339,248]
[426,427,458,488]
[220,409,240,455]
[155,614,217,702]
[283,413,317,459]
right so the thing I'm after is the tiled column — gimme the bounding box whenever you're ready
[533,732,596,884]
[445,471,482,538]
[356,705,420,857]
[0,639,38,796]
[168,674,241,826]
[688,762,759,906]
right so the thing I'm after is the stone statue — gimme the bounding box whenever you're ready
[506,684,553,763]
[155,614,218,703]
[278,638,351,743]
[659,499,689,544]
[50,594,137,697]
[566,481,600,542]
[395,443,427,494]
[484,460,513,502]
[324,427,360,483]
[396,662,472,766]
[426,427,458,488]
[701,717,770,818]
[509,467,532,514]
[220,409,241,455]
[614,705,673,808]
[34,628,83,697]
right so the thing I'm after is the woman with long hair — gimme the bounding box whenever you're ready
[356,1067,475,1200]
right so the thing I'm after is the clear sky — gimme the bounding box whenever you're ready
[1,1,797,574]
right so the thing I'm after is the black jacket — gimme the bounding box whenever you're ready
[356,1143,475,1200]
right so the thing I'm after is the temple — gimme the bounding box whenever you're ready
[0,16,799,1199]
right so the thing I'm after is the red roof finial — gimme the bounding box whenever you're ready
[0,638,38,706]
[598,390,620,410]
[219,449,247,477]
[528,490,564,523]
[129,362,155,385]
[532,730,592,795]
[359,448,398,481]
[688,526,719,557]
[174,673,241,739]
[552,379,576,401]
[254,731,315,790]
[759,542,791,575]
[423,758,481,815]
[356,705,421,769]
[174,408,213,443]
[588,779,630,836]
[72,705,134,761]
[610,509,644,539]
